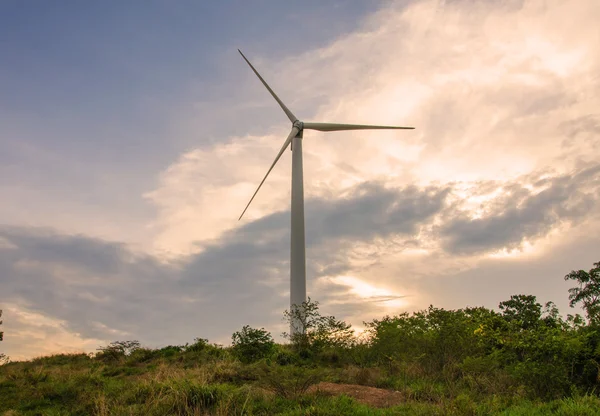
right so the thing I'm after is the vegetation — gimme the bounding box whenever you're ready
[565,261,600,325]
[231,325,275,364]
[1,261,600,415]
[0,309,7,366]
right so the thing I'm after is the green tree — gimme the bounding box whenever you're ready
[367,306,488,373]
[499,294,542,330]
[231,325,275,363]
[283,298,354,352]
[565,261,600,325]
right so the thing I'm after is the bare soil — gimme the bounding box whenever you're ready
[309,382,405,408]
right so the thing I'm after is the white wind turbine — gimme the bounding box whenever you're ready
[237,50,414,335]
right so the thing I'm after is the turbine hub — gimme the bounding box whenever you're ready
[293,120,304,130]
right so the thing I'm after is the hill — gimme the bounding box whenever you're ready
[1,261,600,415]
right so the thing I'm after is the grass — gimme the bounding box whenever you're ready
[1,346,600,416]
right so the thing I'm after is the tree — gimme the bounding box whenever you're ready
[283,298,354,352]
[367,306,488,372]
[96,340,141,362]
[0,310,8,365]
[231,325,275,363]
[565,261,600,325]
[499,294,542,330]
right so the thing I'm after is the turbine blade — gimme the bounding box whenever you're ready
[238,49,297,123]
[238,127,299,220]
[303,122,414,132]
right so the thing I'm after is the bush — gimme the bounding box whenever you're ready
[232,325,275,364]
[158,345,184,358]
[181,338,227,365]
[185,338,209,353]
[95,340,141,363]
[127,348,157,364]
[274,349,296,366]
[283,298,355,354]
[258,365,320,399]
[31,353,91,367]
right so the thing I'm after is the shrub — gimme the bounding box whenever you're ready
[96,340,141,363]
[181,338,227,365]
[274,349,296,366]
[231,325,275,364]
[127,347,157,364]
[259,365,320,399]
[283,298,355,354]
[31,353,91,367]
[158,345,184,358]
[185,338,209,353]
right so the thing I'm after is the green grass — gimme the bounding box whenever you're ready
[1,348,600,416]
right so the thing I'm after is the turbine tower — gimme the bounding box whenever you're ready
[237,50,414,335]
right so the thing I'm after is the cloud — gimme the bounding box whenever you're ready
[0,179,452,357]
[0,303,105,361]
[423,228,600,315]
[0,180,438,346]
[440,164,600,254]
[3,158,599,360]
[148,0,600,257]
[2,0,600,359]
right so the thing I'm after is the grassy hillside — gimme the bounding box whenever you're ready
[1,262,600,415]
[1,343,600,416]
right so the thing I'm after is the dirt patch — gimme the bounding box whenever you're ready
[309,382,405,408]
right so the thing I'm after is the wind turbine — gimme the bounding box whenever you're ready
[237,49,414,335]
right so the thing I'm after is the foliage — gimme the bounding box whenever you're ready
[0,309,7,366]
[96,340,141,362]
[273,346,296,366]
[499,294,542,330]
[565,261,600,325]
[231,325,275,363]
[185,337,210,352]
[283,297,355,353]
[365,305,489,374]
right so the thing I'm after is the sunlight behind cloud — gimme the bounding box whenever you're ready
[147,0,598,259]
[488,241,537,259]
[136,0,598,342]
[2,304,106,361]
[145,133,293,256]
[330,275,407,309]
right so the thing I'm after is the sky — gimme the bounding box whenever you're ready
[1,0,599,360]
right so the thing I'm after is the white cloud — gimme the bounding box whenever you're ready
[147,0,599,256]
[145,133,294,256]
[1,304,106,361]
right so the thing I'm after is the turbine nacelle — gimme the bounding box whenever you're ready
[292,120,304,131]
[292,120,304,142]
